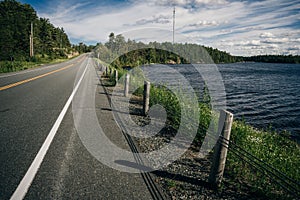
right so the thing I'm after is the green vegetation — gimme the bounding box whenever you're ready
[166,180,177,189]
[95,33,243,67]
[95,33,300,67]
[96,33,300,198]
[0,57,69,73]
[148,84,213,142]
[144,78,299,198]
[244,54,300,64]
[74,42,95,54]
[148,83,299,198]
[226,121,300,198]
[0,0,71,61]
[0,0,94,73]
[0,61,35,73]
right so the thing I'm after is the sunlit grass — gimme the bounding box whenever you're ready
[0,55,75,73]
[226,120,300,199]
[103,59,300,198]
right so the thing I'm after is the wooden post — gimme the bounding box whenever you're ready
[208,110,234,187]
[97,60,100,70]
[111,68,114,77]
[143,81,150,115]
[115,70,118,83]
[29,22,34,57]
[124,74,130,97]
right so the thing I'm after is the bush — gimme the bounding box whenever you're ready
[0,61,24,73]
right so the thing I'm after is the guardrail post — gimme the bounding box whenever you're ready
[111,68,114,77]
[208,110,234,187]
[143,81,150,115]
[115,70,118,83]
[124,74,130,97]
[105,66,108,76]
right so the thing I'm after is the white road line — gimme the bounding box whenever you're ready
[10,58,90,200]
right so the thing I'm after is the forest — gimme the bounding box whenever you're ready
[95,33,243,69]
[1,0,299,68]
[0,0,93,62]
[244,55,300,64]
[96,33,300,69]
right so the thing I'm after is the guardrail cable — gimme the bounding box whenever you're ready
[195,124,300,197]
[216,137,299,197]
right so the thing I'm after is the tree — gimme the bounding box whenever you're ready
[0,0,73,61]
[0,0,37,60]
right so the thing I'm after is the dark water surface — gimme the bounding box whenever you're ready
[145,63,300,139]
[218,63,300,139]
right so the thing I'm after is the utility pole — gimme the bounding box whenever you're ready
[173,7,175,44]
[30,22,34,57]
[60,31,62,49]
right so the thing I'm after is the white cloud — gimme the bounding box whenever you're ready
[260,32,275,38]
[39,0,300,56]
[133,0,229,7]
[188,20,221,27]
[243,40,261,46]
[131,15,171,26]
[262,37,290,44]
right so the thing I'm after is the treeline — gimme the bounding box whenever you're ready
[73,42,94,54]
[0,0,92,62]
[96,33,300,67]
[95,33,242,68]
[244,55,300,64]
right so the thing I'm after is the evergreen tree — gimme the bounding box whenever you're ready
[0,0,73,61]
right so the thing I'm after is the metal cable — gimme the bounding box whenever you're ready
[216,137,300,197]
[220,135,300,187]
[196,125,300,196]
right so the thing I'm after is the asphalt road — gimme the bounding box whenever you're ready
[0,54,86,199]
[0,54,162,199]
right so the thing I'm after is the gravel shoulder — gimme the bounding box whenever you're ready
[101,76,264,200]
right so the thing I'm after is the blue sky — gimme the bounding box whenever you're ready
[20,0,300,56]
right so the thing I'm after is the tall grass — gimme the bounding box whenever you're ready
[94,58,127,85]
[226,120,300,199]
[0,56,70,73]
[99,56,300,198]
[97,53,300,199]
[143,80,300,198]
[0,61,37,73]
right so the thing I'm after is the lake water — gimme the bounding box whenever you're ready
[218,63,300,139]
[144,63,300,139]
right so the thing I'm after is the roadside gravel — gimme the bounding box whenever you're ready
[102,77,263,200]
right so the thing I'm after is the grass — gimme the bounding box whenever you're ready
[0,55,72,73]
[226,120,300,199]
[152,85,299,198]
[0,61,38,73]
[141,81,299,199]
[100,58,300,198]
[94,58,127,85]
[166,180,177,189]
